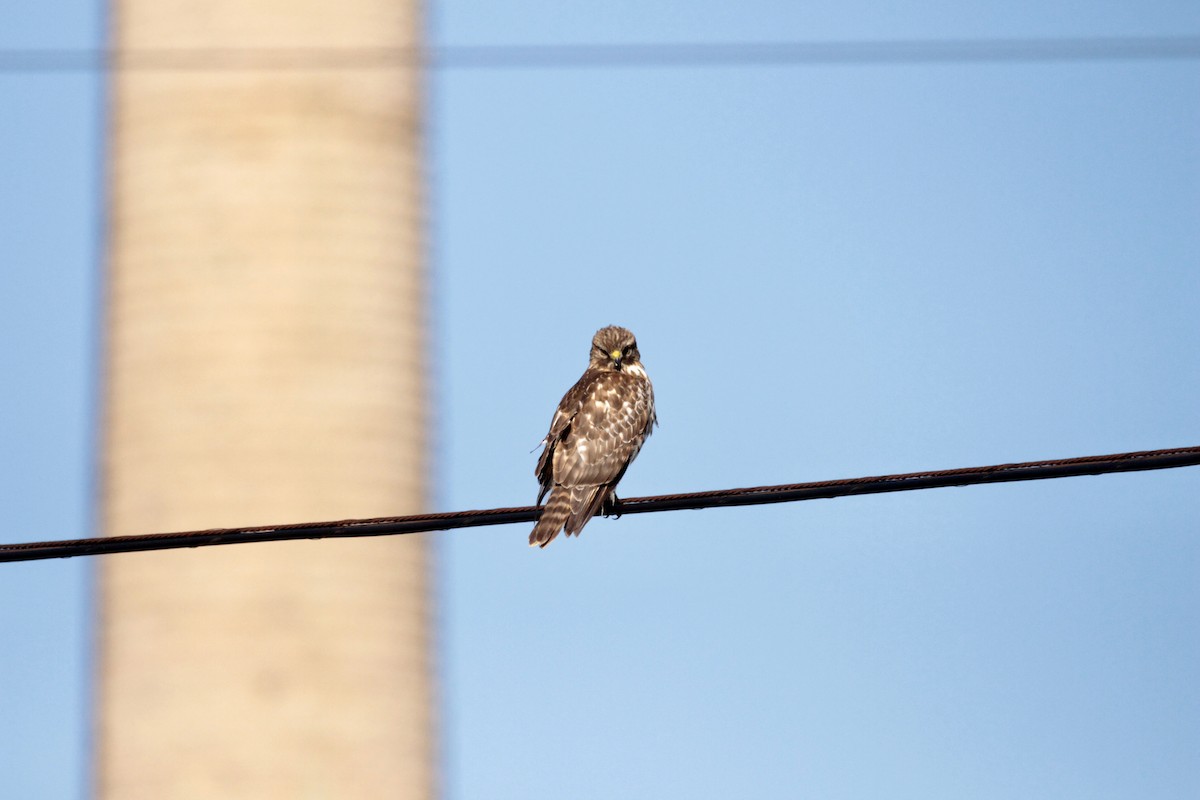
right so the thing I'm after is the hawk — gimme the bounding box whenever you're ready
[530,325,657,548]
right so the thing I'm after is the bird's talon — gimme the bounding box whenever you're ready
[602,494,623,519]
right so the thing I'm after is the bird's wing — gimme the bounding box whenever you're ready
[553,372,654,489]
[536,369,601,502]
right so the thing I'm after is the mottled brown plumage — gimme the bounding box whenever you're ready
[530,326,657,547]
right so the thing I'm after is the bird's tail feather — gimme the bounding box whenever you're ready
[531,485,613,547]
[565,485,609,538]
[530,487,572,548]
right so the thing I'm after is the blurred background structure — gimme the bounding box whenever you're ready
[96,0,432,797]
[1,2,1199,799]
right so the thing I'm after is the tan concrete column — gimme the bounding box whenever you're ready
[96,2,433,798]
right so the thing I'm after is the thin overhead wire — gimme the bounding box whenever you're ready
[1,35,1199,73]
[432,36,1200,69]
[1,445,1196,563]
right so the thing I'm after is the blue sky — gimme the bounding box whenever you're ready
[2,2,1198,798]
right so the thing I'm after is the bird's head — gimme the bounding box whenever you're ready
[590,325,642,373]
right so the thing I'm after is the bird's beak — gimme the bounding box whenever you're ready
[610,349,623,368]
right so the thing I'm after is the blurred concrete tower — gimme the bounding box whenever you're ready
[96,1,433,798]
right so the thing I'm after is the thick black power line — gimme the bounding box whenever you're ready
[1,445,1196,563]
[1,35,1199,73]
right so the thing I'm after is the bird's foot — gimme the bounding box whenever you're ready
[602,493,623,519]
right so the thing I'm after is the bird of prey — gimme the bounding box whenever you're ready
[530,325,657,548]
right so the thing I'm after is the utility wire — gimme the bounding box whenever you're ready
[1,35,1199,73]
[1,445,1196,563]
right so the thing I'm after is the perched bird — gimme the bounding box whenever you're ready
[530,325,657,547]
